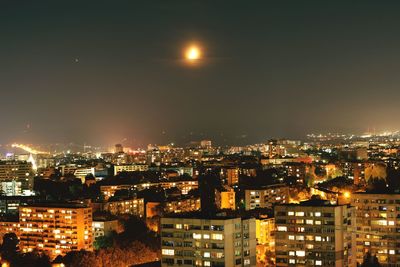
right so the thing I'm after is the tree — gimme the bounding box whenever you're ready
[93,234,114,250]
[361,251,381,267]
[1,232,19,261]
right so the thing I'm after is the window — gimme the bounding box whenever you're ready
[316,260,322,266]
[175,224,182,229]
[296,251,305,257]
[315,236,322,242]
[162,249,174,256]
[306,235,314,241]
[289,251,295,256]
[306,220,313,225]
[296,235,304,241]
[315,212,321,217]
[277,226,287,232]
[193,233,202,239]
[212,234,223,240]
[204,261,211,267]
[244,259,250,266]
[288,211,294,216]
[203,234,210,239]
[211,225,224,231]
[289,259,295,264]
[389,250,395,255]
[295,212,304,217]
[288,235,295,240]
[204,252,210,258]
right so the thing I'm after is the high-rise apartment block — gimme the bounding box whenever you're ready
[275,199,354,267]
[351,193,400,266]
[19,203,93,258]
[161,213,256,267]
[0,161,34,195]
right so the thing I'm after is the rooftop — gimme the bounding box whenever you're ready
[21,202,90,209]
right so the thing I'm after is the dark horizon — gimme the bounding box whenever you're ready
[2,1,400,146]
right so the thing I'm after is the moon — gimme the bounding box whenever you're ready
[185,45,201,61]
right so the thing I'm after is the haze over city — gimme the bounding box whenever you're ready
[2,1,400,147]
[3,2,400,267]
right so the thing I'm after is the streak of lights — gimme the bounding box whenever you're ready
[11,144,50,155]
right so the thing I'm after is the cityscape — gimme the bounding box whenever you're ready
[0,132,400,267]
[2,1,400,267]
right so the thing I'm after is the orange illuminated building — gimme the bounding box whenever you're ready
[19,203,93,258]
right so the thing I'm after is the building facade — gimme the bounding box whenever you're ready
[0,161,34,195]
[92,197,145,217]
[351,193,400,266]
[19,204,93,258]
[274,200,354,267]
[161,214,256,267]
[245,185,289,210]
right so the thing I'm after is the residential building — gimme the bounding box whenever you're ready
[161,212,256,266]
[245,184,289,210]
[114,164,149,175]
[351,193,400,266]
[0,161,34,195]
[274,199,354,267]
[92,197,145,217]
[19,203,93,258]
[226,168,239,186]
[255,216,275,266]
[92,219,120,239]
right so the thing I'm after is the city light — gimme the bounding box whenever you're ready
[11,144,49,155]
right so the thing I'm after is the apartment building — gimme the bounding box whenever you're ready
[275,199,354,267]
[160,213,256,267]
[245,184,289,210]
[351,192,400,266]
[114,164,149,175]
[19,203,93,258]
[92,197,145,217]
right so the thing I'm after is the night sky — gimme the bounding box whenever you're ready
[2,1,400,147]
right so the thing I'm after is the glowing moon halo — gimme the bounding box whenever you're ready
[185,46,201,61]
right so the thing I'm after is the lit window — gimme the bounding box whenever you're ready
[289,251,295,256]
[296,251,305,257]
[296,235,304,241]
[389,250,395,255]
[388,221,395,226]
[193,233,202,239]
[315,220,321,225]
[204,252,210,258]
[288,211,294,216]
[203,234,210,239]
[277,226,287,232]
[295,212,304,217]
[315,236,322,242]
[211,234,223,240]
[289,259,295,264]
[162,249,174,256]
[175,224,182,229]
[316,260,322,265]
[288,235,295,240]
[315,212,321,217]
[204,261,211,267]
[306,219,313,225]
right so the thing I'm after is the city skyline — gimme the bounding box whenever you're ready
[3,1,400,146]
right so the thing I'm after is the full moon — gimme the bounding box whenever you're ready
[185,46,201,61]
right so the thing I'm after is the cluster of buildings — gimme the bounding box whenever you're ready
[0,134,399,266]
